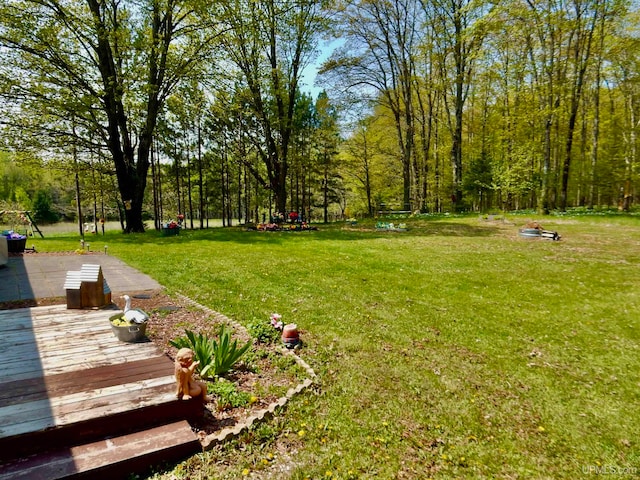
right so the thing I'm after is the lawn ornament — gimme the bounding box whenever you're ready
[518,221,561,241]
[174,347,207,402]
[122,294,149,324]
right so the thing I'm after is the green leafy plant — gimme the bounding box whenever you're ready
[208,380,252,411]
[169,329,214,377]
[247,318,281,344]
[170,325,252,378]
[211,324,253,377]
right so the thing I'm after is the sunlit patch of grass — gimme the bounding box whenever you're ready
[35,214,640,479]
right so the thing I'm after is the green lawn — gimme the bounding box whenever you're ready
[32,214,640,479]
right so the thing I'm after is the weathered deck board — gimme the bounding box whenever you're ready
[0,305,163,385]
[0,356,173,406]
[5,342,155,369]
[0,304,178,444]
[3,351,163,383]
[0,381,176,438]
[0,375,174,421]
[0,420,199,480]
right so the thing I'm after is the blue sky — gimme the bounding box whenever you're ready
[299,39,343,98]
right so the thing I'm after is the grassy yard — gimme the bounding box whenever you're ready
[31,213,640,479]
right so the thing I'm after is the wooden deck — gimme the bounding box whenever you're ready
[0,304,200,479]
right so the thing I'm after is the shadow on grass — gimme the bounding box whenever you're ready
[38,217,510,249]
[109,219,508,249]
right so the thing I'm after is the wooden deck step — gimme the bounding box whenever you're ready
[0,304,203,478]
[0,360,201,463]
[0,357,175,406]
[0,420,200,480]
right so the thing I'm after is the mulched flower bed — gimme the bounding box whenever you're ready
[121,291,307,440]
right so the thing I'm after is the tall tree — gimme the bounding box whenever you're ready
[558,0,600,210]
[289,91,316,219]
[323,0,422,211]
[166,81,209,227]
[520,0,552,211]
[315,92,340,223]
[428,0,489,211]
[215,0,329,215]
[341,116,379,216]
[0,0,218,232]
[609,8,640,211]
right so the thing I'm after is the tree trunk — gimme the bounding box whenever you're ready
[589,54,602,209]
[623,96,637,211]
[323,161,329,224]
[198,120,205,229]
[175,147,182,218]
[151,141,160,230]
[560,8,596,211]
[88,0,171,233]
[73,134,84,240]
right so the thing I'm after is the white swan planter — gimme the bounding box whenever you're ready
[122,294,149,324]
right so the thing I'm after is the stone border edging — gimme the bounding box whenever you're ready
[176,294,317,450]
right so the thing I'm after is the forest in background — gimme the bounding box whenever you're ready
[0,0,639,232]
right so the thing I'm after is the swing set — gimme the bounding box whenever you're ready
[0,211,44,238]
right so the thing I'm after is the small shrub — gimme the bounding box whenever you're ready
[211,324,253,377]
[169,329,214,377]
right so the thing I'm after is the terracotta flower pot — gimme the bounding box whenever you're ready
[281,323,300,348]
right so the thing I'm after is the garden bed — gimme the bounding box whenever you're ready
[115,291,311,442]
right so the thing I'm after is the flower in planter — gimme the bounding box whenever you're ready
[3,230,26,240]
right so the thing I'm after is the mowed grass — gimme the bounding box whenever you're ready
[31,214,640,479]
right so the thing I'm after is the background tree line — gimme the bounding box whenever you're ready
[326,0,639,215]
[0,0,638,233]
